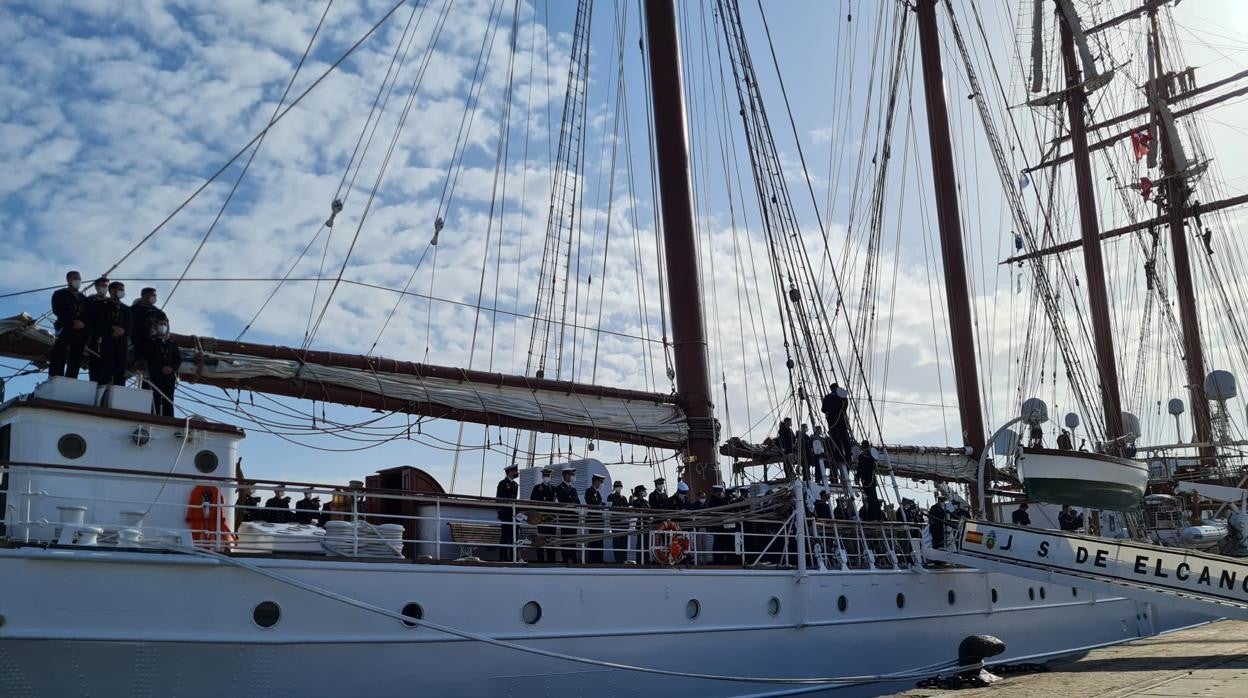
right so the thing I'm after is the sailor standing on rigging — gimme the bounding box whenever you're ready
[528,468,557,563]
[821,384,853,469]
[48,270,87,379]
[496,464,519,562]
[584,473,605,563]
[554,467,581,563]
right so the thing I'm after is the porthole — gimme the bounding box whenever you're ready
[1039,587,1047,600]
[522,601,542,625]
[991,588,998,603]
[767,597,781,616]
[837,595,848,612]
[895,593,906,609]
[400,602,424,628]
[1028,587,1036,601]
[685,599,701,620]
[57,433,87,460]
[194,450,220,474]
[947,590,956,605]
[252,601,281,628]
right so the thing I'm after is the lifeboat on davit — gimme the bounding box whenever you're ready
[1017,447,1149,511]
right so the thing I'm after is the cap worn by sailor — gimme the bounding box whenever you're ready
[613,480,623,488]
[633,485,647,494]
[711,483,725,491]
[591,474,604,482]
[676,482,689,493]
[561,467,576,475]
[504,463,519,473]
[541,468,553,475]
[654,477,666,486]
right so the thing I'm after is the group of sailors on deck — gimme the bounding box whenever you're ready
[495,463,753,565]
[47,270,181,416]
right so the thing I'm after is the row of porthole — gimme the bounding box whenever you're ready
[57,433,220,473]
[250,596,787,629]
[988,586,1078,603]
[252,586,1087,628]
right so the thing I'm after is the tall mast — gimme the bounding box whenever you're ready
[642,0,720,494]
[1056,2,1125,449]
[914,1,987,489]
[1147,9,1214,459]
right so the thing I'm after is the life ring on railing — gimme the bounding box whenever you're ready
[186,485,237,545]
[651,520,689,565]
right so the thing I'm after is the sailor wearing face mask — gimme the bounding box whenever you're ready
[529,468,557,563]
[554,467,580,563]
[584,474,605,563]
[94,281,132,387]
[129,287,161,359]
[649,477,670,509]
[84,277,112,383]
[607,480,629,563]
[496,464,520,562]
[49,270,88,379]
[145,312,181,417]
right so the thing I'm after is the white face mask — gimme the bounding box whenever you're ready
[69,279,81,290]
[114,290,125,300]
[95,286,108,296]
[157,324,169,335]
[541,476,551,484]
[613,487,622,494]
[698,498,707,504]
[146,296,158,306]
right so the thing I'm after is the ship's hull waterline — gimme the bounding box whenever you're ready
[0,548,1211,697]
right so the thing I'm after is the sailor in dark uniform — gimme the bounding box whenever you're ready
[129,287,160,363]
[649,478,670,509]
[235,486,262,527]
[671,481,692,509]
[629,485,650,563]
[583,473,605,563]
[528,468,557,562]
[83,277,113,383]
[496,464,519,562]
[607,480,629,563]
[264,487,293,524]
[554,467,580,563]
[48,270,87,379]
[707,484,732,565]
[294,489,321,525]
[145,313,181,417]
[96,281,131,386]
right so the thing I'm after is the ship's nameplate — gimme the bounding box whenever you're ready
[958,520,1248,606]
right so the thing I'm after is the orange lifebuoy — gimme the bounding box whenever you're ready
[186,485,237,545]
[652,519,689,565]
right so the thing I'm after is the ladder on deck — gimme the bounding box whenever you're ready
[926,520,1248,620]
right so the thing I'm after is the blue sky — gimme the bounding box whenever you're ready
[2,0,1247,498]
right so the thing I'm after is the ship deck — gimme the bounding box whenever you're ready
[894,619,1248,697]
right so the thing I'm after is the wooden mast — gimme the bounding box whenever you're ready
[1056,1,1125,449]
[642,0,720,495]
[1147,9,1214,461]
[915,0,988,511]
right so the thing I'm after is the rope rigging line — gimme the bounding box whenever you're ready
[303,0,457,350]
[164,0,334,308]
[99,0,408,281]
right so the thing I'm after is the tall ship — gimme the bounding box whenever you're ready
[0,0,1244,695]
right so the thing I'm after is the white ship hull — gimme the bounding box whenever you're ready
[0,547,1211,697]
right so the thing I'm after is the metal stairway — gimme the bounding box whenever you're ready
[925,520,1248,620]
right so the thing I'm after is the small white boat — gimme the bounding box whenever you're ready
[1017,448,1149,511]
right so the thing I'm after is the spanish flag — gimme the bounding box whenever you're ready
[965,530,984,545]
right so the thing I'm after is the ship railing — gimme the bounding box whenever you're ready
[0,461,922,571]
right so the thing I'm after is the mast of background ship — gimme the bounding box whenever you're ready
[914,0,989,515]
[1054,1,1126,451]
[642,0,720,495]
[1147,8,1215,465]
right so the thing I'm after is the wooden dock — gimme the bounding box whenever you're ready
[892,620,1248,697]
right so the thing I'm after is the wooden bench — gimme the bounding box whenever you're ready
[448,521,501,559]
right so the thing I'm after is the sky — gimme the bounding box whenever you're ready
[2,0,1248,501]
